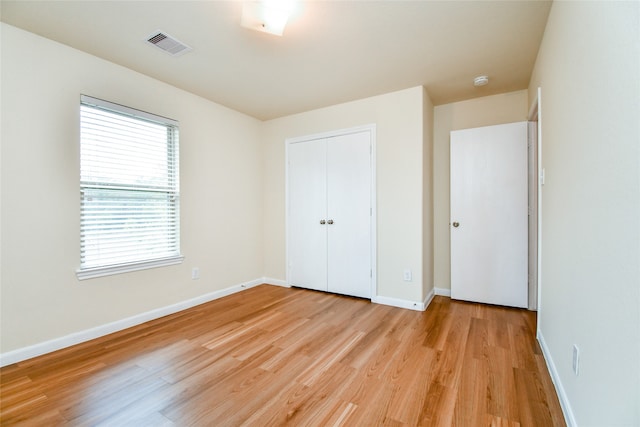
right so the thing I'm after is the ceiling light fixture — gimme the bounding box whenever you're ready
[241,0,295,36]
[473,75,489,87]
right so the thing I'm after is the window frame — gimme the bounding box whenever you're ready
[76,95,183,280]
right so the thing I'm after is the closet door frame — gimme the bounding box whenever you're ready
[285,124,377,300]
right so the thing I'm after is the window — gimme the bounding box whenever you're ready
[77,95,182,280]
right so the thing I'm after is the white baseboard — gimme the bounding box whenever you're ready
[264,279,434,312]
[423,288,435,310]
[372,295,426,311]
[435,287,451,297]
[537,330,576,427]
[262,277,290,288]
[0,277,270,367]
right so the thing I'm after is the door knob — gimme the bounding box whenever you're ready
[452,222,460,228]
[327,219,334,225]
[320,220,326,225]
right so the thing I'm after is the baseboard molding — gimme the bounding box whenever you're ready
[434,287,451,297]
[372,295,426,311]
[423,287,435,310]
[262,277,290,288]
[0,277,269,368]
[263,278,432,312]
[537,330,577,427]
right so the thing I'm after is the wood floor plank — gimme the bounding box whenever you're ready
[422,311,453,351]
[485,414,522,427]
[160,345,283,423]
[513,367,558,427]
[534,356,567,427]
[259,362,356,426]
[237,359,326,425]
[485,346,521,422]
[384,345,436,425]
[97,410,175,427]
[418,381,458,426]
[295,329,365,387]
[509,323,539,371]
[319,399,359,427]
[65,373,169,425]
[430,311,472,389]
[465,316,490,361]
[341,376,396,426]
[452,357,487,426]
[0,286,566,426]
[143,356,243,422]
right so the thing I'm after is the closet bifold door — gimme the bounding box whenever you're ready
[326,132,371,298]
[287,128,373,299]
[287,139,328,292]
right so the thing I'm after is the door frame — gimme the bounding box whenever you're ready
[285,124,377,300]
[528,88,543,315]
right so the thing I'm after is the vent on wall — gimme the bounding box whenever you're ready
[146,31,192,57]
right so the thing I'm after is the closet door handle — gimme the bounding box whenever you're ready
[327,219,334,225]
[320,220,326,225]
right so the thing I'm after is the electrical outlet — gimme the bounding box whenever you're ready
[572,344,580,376]
[192,267,200,280]
[403,269,412,282]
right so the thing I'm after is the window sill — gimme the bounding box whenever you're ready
[76,256,184,280]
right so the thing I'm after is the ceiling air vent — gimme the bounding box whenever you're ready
[146,31,192,57]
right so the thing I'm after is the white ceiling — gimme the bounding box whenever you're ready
[0,1,552,121]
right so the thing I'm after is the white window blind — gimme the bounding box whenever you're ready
[77,95,182,279]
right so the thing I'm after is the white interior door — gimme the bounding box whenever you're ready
[327,132,372,298]
[450,122,528,308]
[288,139,327,292]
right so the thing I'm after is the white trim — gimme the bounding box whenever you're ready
[81,94,179,126]
[372,295,426,311]
[370,127,378,302]
[423,288,435,310]
[537,330,576,427]
[285,124,377,300]
[262,277,290,287]
[434,287,451,297]
[285,124,377,145]
[527,87,543,314]
[0,278,265,367]
[536,88,543,333]
[76,256,184,280]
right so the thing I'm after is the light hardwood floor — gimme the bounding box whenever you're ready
[0,285,565,426]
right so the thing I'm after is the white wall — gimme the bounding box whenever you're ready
[432,90,529,291]
[262,87,433,305]
[529,1,640,425]
[0,24,264,354]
